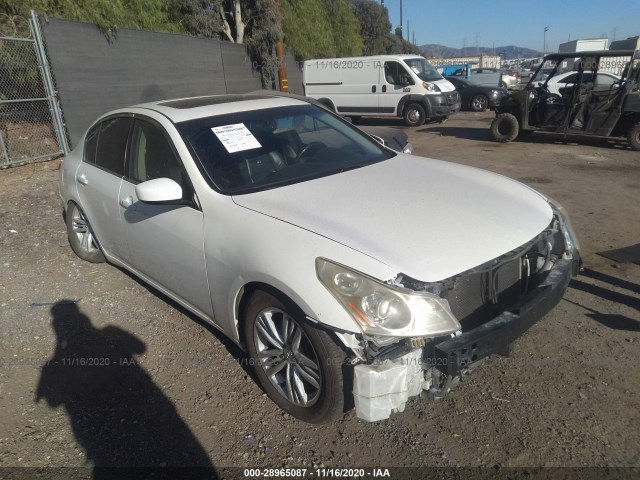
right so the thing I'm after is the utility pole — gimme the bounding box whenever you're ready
[407,20,410,43]
[399,0,403,38]
[274,0,288,92]
[543,26,549,56]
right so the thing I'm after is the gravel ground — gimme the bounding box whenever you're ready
[0,111,638,478]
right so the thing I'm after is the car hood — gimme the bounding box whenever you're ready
[232,155,552,282]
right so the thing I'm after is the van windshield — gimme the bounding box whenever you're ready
[404,58,443,82]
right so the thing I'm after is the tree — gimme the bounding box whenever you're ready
[322,0,363,57]
[172,0,223,39]
[244,0,282,88]
[349,0,390,55]
[280,0,335,60]
[1,0,183,37]
[385,32,420,55]
[173,1,282,86]
[349,1,418,56]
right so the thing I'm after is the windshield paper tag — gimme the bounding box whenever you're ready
[212,123,262,153]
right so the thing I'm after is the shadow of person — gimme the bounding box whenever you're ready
[36,301,217,479]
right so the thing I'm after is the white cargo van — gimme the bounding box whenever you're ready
[303,55,461,126]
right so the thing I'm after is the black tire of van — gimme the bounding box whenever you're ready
[403,103,426,127]
[490,113,519,143]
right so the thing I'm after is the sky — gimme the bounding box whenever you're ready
[381,0,640,53]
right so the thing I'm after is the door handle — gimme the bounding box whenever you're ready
[372,85,377,93]
[382,85,387,93]
[119,196,133,208]
[76,173,88,185]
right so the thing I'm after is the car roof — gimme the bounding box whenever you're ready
[550,71,621,80]
[543,50,635,61]
[130,94,309,123]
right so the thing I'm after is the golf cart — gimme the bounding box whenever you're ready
[489,49,640,150]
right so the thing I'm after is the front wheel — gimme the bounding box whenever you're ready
[470,94,489,112]
[490,113,519,143]
[403,103,426,127]
[628,122,640,151]
[244,290,348,423]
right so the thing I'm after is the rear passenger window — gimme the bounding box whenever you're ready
[84,125,99,164]
[94,117,131,176]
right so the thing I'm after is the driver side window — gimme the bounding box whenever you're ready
[128,120,184,188]
[384,61,414,86]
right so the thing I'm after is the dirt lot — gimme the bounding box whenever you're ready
[0,111,638,478]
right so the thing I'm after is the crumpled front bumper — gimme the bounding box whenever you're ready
[429,254,579,380]
[352,254,580,421]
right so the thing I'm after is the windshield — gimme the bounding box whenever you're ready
[178,104,394,195]
[403,58,443,82]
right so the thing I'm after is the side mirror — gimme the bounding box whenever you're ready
[136,178,183,204]
[369,134,385,146]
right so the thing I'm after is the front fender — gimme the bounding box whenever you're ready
[201,199,396,345]
[397,94,432,118]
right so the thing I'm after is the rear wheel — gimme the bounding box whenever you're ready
[66,202,105,263]
[628,122,640,151]
[244,290,348,423]
[403,103,426,127]
[490,113,519,143]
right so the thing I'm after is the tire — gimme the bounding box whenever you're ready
[403,103,426,127]
[490,113,519,143]
[243,290,347,423]
[546,94,561,104]
[628,122,640,151]
[470,94,489,112]
[66,202,105,263]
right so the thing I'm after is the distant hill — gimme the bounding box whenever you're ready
[420,44,540,60]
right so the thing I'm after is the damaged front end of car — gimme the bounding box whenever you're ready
[320,201,581,422]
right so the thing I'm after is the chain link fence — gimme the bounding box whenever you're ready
[0,13,68,168]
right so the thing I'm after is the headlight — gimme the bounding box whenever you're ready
[491,90,500,96]
[422,82,441,93]
[547,197,581,253]
[316,258,461,337]
[402,143,414,155]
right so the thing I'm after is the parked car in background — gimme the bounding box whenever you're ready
[60,94,581,424]
[446,76,508,111]
[500,70,521,89]
[545,71,622,98]
[466,67,502,87]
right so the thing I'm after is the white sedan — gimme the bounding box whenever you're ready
[60,94,581,423]
[546,70,621,96]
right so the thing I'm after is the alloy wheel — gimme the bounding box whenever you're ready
[71,207,99,254]
[254,308,322,406]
